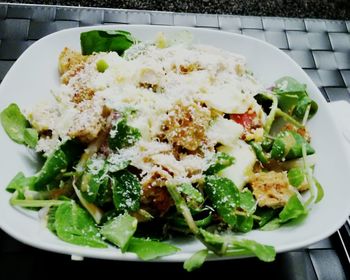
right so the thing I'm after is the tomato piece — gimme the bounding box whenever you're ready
[230,111,257,130]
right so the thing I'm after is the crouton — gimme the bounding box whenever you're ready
[58,47,86,75]
[161,103,211,151]
[250,171,295,208]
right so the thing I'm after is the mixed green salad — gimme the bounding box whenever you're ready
[1,30,323,271]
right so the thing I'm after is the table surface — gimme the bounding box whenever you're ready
[0,3,350,279]
[4,0,350,20]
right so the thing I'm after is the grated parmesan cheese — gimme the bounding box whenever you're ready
[29,33,267,185]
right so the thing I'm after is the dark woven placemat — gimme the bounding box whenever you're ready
[0,3,349,279]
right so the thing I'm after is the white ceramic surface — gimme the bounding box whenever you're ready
[1,25,350,261]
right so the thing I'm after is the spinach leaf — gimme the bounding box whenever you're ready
[261,137,273,152]
[273,77,318,120]
[183,249,208,272]
[54,202,107,248]
[23,128,38,148]
[205,152,235,175]
[235,215,254,233]
[255,207,278,228]
[80,30,136,55]
[239,189,256,214]
[235,190,256,233]
[108,118,141,150]
[34,141,83,191]
[271,131,315,160]
[231,239,275,262]
[170,214,213,229]
[81,172,110,203]
[81,160,109,203]
[198,229,225,254]
[279,194,307,223]
[6,172,35,193]
[205,175,240,227]
[273,77,306,113]
[198,229,275,262]
[34,149,69,190]
[261,218,281,231]
[260,196,306,230]
[287,168,305,188]
[127,237,180,260]
[275,76,306,95]
[293,96,318,120]
[100,213,137,252]
[111,170,141,212]
[0,103,38,147]
[178,183,204,209]
[249,142,269,164]
[47,206,58,233]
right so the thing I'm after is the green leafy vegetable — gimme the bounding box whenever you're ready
[178,183,204,209]
[80,160,109,203]
[205,175,240,227]
[34,141,83,190]
[54,202,107,248]
[80,30,136,55]
[10,197,66,208]
[23,128,38,148]
[100,213,137,252]
[261,218,281,231]
[287,168,305,188]
[198,229,225,254]
[255,207,278,228]
[6,172,35,193]
[108,118,141,150]
[127,237,180,260]
[111,170,141,212]
[239,190,256,214]
[235,215,254,233]
[235,190,256,232]
[279,194,307,223]
[183,249,208,272]
[314,177,324,203]
[271,131,315,160]
[273,77,318,120]
[205,152,235,175]
[47,206,58,233]
[0,103,39,147]
[231,239,275,262]
[293,96,318,120]
[249,142,269,164]
[166,184,199,234]
[198,229,275,262]
[171,214,213,229]
[34,149,68,190]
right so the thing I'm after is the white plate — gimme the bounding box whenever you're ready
[1,25,350,262]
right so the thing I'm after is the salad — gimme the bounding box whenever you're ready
[0,30,323,271]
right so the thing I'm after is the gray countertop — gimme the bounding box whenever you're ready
[4,0,350,20]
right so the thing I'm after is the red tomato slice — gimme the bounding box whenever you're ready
[230,111,257,130]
